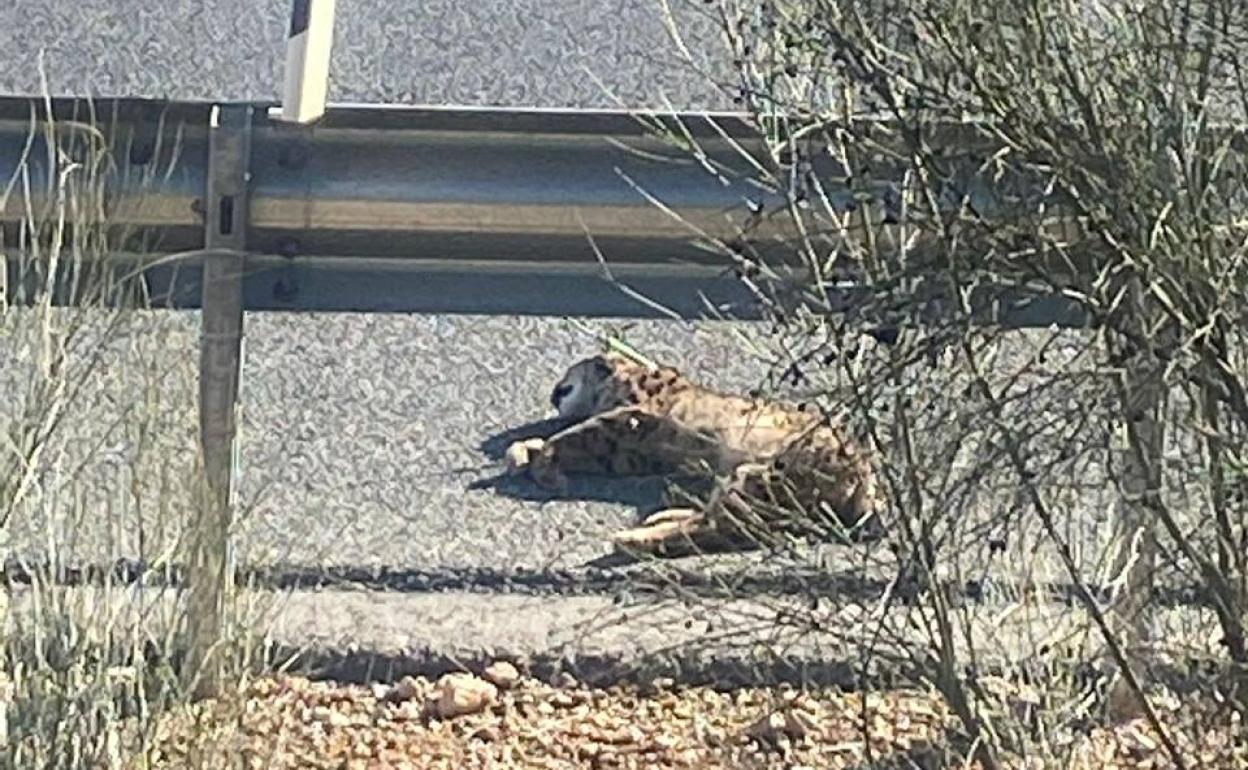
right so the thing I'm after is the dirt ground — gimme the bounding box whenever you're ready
[132,668,1243,770]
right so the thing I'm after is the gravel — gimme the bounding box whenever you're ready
[138,672,960,770]
[110,671,1242,770]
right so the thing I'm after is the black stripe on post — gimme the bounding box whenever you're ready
[289,0,311,37]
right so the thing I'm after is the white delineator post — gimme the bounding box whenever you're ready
[271,0,338,124]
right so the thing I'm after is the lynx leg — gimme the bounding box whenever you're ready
[607,465,773,557]
[695,462,783,549]
[639,507,702,526]
[505,406,709,489]
[611,458,836,557]
[714,454,885,545]
[608,511,710,554]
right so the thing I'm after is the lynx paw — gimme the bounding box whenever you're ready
[505,437,566,490]
[505,438,546,474]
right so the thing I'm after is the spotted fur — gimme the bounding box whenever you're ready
[505,352,886,555]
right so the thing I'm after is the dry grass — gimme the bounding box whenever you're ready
[0,88,277,769]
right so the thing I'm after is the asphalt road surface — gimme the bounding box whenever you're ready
[7,312,783,572]
[0,0,760,572]
[0,0,729,109]
[0,1,1209,687]
[0,0,820,685]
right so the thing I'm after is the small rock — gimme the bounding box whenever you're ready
[482,661,520,690]
[430,673,498,719]
[701,726,728,747]
[311,705,351,728]
[554,690,589,709]
[553,671,579,690]
[747,712,786,738]
[384,676,422,704]
[471,725,501,742]
[392,701,424,721]
[580,740,602,758]
[596,752,622,768]
[644,676,675,695]
[746,710,812,746]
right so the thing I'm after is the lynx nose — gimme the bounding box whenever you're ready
[551,384,573,409]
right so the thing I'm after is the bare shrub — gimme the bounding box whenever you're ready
[619,0,1248,766]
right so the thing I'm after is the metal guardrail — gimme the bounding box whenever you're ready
[0,95,1092,324]
[1,95,805,319]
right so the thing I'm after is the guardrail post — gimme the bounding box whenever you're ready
[185,103,252,699]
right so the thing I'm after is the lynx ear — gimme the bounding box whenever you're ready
[588,355,613,378]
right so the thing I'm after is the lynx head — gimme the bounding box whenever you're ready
[549,355,618,419]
